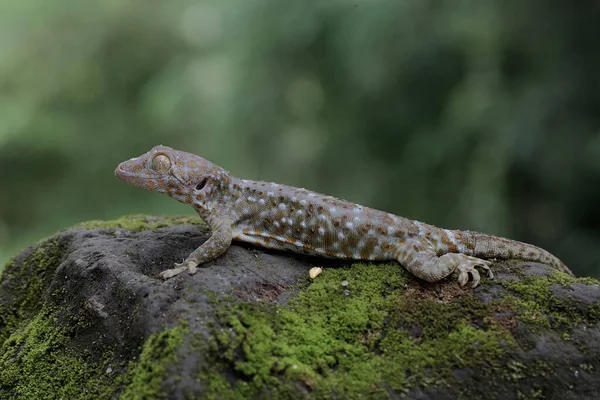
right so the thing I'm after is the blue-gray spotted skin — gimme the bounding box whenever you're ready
[115,145,573,285]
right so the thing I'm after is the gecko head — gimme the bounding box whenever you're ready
[115,145,229,203]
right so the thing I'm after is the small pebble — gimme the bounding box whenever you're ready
[341,280,348,287]
[309,267,323,279]
[106,366,113,374]
[343,289,351,296]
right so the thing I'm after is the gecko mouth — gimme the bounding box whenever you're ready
[115,163,156,181]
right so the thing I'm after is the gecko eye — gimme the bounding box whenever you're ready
[195,178,208,191]
[151,155,171,173]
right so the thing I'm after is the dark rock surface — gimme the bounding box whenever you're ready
[0,215,599,399]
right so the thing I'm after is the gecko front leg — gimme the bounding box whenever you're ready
[159,216,233,279]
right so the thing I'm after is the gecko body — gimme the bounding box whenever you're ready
[115,145,572,286]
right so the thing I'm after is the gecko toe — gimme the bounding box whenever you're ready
[470,269,481,288]
[159,266,188,280]
[458,270,469,286]
[482,264,494,279]
[454,256,493,288]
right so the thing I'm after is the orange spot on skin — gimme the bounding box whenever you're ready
[382,215,394,225]
[441,234,456,251]
[360,237,379,258]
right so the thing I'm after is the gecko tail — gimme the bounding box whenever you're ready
[462,231,573,276]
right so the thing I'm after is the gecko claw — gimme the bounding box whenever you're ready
[159,266,188,280]
[455,257,493,288]
[175,260,199,275]
[159,260,199,280]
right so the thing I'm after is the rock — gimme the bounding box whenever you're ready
[0,215,599,399]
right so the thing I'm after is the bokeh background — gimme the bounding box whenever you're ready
[1,0,599,277]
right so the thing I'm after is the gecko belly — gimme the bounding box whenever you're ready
[233,230,395,261]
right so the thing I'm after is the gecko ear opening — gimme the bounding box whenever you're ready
[195,178,208,191]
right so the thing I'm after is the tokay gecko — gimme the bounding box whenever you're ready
[115,145,572,287]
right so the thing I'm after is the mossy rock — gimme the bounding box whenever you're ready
[0,215,599,399]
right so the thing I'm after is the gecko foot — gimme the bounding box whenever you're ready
[454,255,494,288]
[159,261,199,280]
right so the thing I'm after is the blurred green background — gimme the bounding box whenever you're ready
[1,0,599,277]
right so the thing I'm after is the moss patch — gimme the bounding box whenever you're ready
[0,237,65,344]
[74,214,206,233]
[201,263,515,398]
[121,321,189,400]
[0,215,196,399]
[0,309,117,399]
[502,271,600,329]
[0,307,189,400]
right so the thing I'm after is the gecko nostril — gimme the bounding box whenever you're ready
[196,178,208,191]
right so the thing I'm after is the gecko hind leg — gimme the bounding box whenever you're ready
[396,239,494,287]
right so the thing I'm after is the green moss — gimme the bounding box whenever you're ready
[0,216,195,398]
[201,263,514,398]
[0,309,118,399]
[502,271,600,329]
[0,237,65,344]
[75,214,207,233]
[0,306,189,400]
[121,322,189,400]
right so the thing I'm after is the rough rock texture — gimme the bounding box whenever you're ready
[0,215,599,399]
